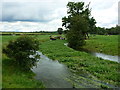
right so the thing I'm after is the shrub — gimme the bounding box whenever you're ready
[3,35,40,71]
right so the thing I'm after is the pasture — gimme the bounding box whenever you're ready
[39,35,119,87]
[83,35,119,56]
[1,34,120,88]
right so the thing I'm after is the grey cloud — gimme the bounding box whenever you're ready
[1,0,118,31]
[2,1,67,22]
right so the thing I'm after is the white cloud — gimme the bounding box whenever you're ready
[0,20,63,32]
[91,0,118,28]
[0,0,119,32]
[118,1,120,25]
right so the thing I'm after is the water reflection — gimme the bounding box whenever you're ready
[91,52,120,63]
[31,51,118,88]
[64,43,119,63]
[32,52,72,88]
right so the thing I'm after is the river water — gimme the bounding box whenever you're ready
[91,52,120,63]
[31,52,72,88]
[64,43,119,63]
[31,51,118,88]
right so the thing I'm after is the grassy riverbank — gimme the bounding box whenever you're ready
[1,35,45,88]
[40,40,120,87]
[1,35,119,88]
[2,56,44,88]
[83,35,119,56]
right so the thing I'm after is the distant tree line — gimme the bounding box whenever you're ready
[1,31,58,35]
[32,31,57,34]
[94,25,120,35]
[62,25,120,35]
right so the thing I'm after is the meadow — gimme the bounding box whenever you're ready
[1,34,120,88]
[83,35,119,56]
[39,37,119,87]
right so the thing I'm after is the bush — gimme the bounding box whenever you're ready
[3,35,40,71]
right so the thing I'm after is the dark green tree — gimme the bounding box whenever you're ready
[96,27,106,35]
[3,35,40,71]
[88,17,96,34]
[95,25,119,35]
[66,15,89,49]
[63,30,69,34]
[62,2,94,49]
[57,28,63,35]
[107,26,120,35]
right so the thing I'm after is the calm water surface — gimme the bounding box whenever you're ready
[32,52,72,88]
[31,51,118,88]
[64,43,119,63]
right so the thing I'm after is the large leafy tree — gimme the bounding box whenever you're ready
[66,15,88,49]
[62,2,96,36]
[88,17,96,35]
[62,2,96,49]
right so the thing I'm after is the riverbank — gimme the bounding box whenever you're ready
[83,35,119,56]
[1,35,45,88]
[40,40,120,87]
[2,56,45,88]
[1,35,119,88]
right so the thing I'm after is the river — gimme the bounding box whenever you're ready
[64,43,120,63]
[31,51,118,88]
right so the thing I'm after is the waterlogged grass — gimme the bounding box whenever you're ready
[83,35,119,56]
[2,35,46,88]
[40,40,120,87]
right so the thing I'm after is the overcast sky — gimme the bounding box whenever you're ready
[0,0,119,32]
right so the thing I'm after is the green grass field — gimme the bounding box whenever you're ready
[83,35,119,56]
[0,35,2,88]
[1,34,120,88]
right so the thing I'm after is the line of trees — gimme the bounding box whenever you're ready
[58,25,120,36]
[95,26,120,35]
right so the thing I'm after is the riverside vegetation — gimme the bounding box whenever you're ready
[1,1,119,88]
[39,35,119,87]
[83,35,119,56]
[1,35,120,88]
[2,35,45,88]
